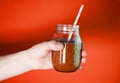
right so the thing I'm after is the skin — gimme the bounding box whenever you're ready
[0,40,86,81]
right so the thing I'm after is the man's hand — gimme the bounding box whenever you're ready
[27,40,86,70]
[0,40,86,81]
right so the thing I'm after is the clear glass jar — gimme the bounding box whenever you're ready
[52,24,82,72]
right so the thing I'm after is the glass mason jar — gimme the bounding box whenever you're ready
[52,24,83,72]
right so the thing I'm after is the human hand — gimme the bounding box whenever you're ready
[26,40,86,70]
[0,40,86,81]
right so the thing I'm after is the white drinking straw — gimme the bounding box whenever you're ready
[67,4,84,41]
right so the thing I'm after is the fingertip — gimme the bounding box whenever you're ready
[82,50,87,57]
[81,58,86,63]
[55,42,64,50]
[48,40,64,50]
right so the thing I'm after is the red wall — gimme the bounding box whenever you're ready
[0,0,120,83]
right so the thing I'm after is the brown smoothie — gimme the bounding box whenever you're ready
[52,39,82,72]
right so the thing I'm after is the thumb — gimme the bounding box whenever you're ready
[29,40,64,53]
[27,40,64,58]
[46,40,64,51]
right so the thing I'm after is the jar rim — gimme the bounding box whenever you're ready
[57,24,79,32]
[57,24,79,27]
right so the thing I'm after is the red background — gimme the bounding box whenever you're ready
[0,0,120,83]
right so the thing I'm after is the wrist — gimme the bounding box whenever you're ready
[24,49,43,70]
[13,50,34,71]
[19,50,35,70]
